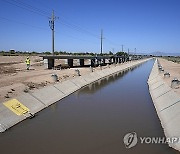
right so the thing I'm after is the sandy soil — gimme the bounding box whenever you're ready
[158,58,180,95]
[1,57,178,103]
[0,56,104,103]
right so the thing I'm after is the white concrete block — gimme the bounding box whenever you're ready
[17,93,46,114]
[54,80,79,96]
[31,85,65,106]
[151,84,171,99]
[155,90,180,111]
[150,80,164,90]
[0,103,25,132]
[70,76,88,88]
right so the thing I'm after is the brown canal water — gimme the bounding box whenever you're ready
[0,59,179,154]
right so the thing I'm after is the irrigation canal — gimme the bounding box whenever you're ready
[0,59,178,154]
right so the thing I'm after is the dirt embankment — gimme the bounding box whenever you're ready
[158,58,180,94]
[0,56,93,102]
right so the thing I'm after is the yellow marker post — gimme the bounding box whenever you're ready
[3,99,30,116]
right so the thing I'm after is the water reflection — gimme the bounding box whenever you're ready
[78,70,127,94]
[78,62,146,95]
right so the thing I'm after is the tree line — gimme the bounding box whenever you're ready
[0,50,129,56]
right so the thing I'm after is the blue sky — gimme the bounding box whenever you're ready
[0,0,180,54]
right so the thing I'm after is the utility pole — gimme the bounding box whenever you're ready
[100,29,104,55]
[49,10,58,55]
[134,48,136,55]
[122,45,124,52]
[128,48,129,55]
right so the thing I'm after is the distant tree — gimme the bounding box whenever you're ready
[116,51,128,57]
[0,51,5,54]
[109,51,113,55]
[54,51,59,55]
[90,52,95,56]
[31,51,38,54]
[44,51,51,55]
[9,49,15,54]
[61,51,68,55]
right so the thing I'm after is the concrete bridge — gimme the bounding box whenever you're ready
[40,55,140,69]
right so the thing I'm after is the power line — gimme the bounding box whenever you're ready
[1,0,49,17]
[16,0,99,39]
[2,0,103,40]
[105,38,121,47]
[26,0,54,13]
[16,0,99,38]
[0,16,49,30]
[1,0,131,52]
[57,19,99,39]
[11,0,50,15]
[2,0,100,39]
[0,16,99,47]
[55,31,99,45]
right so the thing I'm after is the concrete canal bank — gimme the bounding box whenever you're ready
[0,59,149,133]
[148,59,180,152]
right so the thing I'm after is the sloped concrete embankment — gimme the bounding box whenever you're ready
[0,59,149,133]
[148,59,180,152]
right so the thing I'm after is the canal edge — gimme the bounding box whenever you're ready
[148,58,180,152]
[0,59,150,133]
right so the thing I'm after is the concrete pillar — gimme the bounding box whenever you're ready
[79,59,84,66]
[91,59,96,67]
[113,57,116,63]
[103,59,106,65]
[122,57,125,63]
[109,58,112,64]
[68,59,73,67]
[116,58,118,63]
[87,59,91,65]
[105,59,108,64]
[44,59,54,69]
[64,59,68,64]
[118,58,120,63]
[44,59,48,69]
[97,59,101,65]
[120,58,122,63]
[94,59,97,66]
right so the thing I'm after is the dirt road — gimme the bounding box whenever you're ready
[158,58,180,94]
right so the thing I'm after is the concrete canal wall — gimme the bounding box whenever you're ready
[148,59,180,152]
[0,59,149,133]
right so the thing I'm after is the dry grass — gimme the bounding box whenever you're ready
[164,57,180,64]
